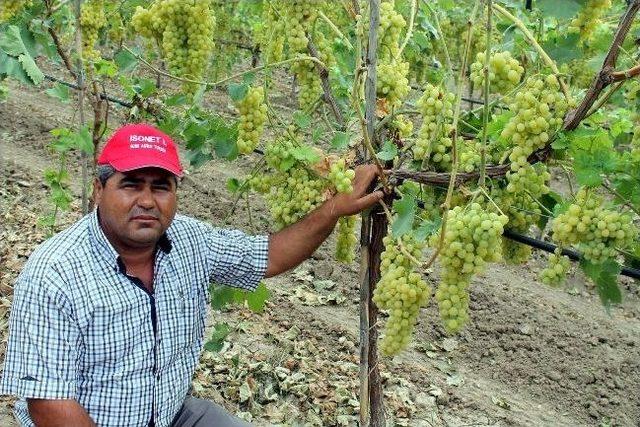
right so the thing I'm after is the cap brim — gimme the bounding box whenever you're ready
[106,157,184,178]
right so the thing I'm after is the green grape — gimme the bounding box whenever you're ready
[501,75,568,175]
[569,0,611,43]
[327,159,355,194]
[412,84,455,169]
[0,0,31,21]
[539,248,571,286]
[80,0,106,63]
[132,0,216,93]
[373,234,430,356]
[335,215,358,263]
[469,51,524,95]
[256,1,286,63]
[391,114,413,138]
[236,86,268,155]
[434,203,508,334]
[459,140,482,173]
[551,189,636,264]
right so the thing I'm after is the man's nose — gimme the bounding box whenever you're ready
[137,186,155,209]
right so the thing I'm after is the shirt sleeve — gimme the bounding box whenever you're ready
[203,226,269,291]
[0,268,80,400]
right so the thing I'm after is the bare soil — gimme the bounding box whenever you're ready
[1,79,639,427]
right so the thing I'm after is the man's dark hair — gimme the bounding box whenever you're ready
[95,164,179,187]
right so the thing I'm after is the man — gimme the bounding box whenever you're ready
[0,123,384,426]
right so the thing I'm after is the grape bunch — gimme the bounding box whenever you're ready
[433,203,508,333]
[413,84,455,169]
[0,0,31,21]
[335,216,358,263]
[80,0,106,63]
[391,115,413,138]
[501,75,568,178]
[376,0,410,109]
[470,51,524,95]
[551,189,636,264]
[459,140,482,173]
[256,1,286,63]
[236,86,268,155]
[373,234,430,356]
[132,0,216,92]
[569,0,611,42]
[327,159,355,194]
[539,249,571,286]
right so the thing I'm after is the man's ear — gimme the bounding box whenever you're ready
[93,178,103,205]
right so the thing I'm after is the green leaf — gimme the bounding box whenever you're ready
[290,146,321,163]
[415,217,441,242]
[94,59,117,78]
[164,94,188,107]
[45,83,70,103]
[18,53,43,85]
[226,178,241,193]
[133,78,157,97]
[330,131,350,150]
[204,322,231,352]
[536,0,583,20]
[0,54,31,85]
[392,194,416,238]
[579,259,622,310]
[209,284,238,310]
[543,33,582,65]
[0,25,28,56]
[537,192,563,230]
[293,111,312,128]
[228,83,248,102]
[114,48,138,72]
[75,126,93,154]
[245,282,270,313]
[377,139,398,161]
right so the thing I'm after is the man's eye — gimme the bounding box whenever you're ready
[153,184,170,191]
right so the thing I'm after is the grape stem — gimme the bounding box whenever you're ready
[478,186,506,217]
[318,10,354,50]
[491,3,571,102]
[123,45,326,89]
[423,1,453,81]
[378,200,424,267]
[478,0,492,188]
[397,0,417,58]
[424,0,481,270]
[601,180,640,217]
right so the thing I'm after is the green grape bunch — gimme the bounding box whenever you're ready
[0,0,32,21]
[569,0,612,43]
[433,203,508,333]
[132,0,216,92]
[376,0,410,110]
[551,189,636,264]
[470,51,524,95]
[80,0,107,63]
[236,86,268,155]
[539,248,571,286]
[373,234,430,356]
[335,215,358,263]
[413,84,455,169]
[327,158,356,194]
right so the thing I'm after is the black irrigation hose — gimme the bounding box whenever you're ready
[502,229,640,280]
[44,74,133,108]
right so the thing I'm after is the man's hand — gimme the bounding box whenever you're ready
[324,164,385,219]
[28,399,96,427]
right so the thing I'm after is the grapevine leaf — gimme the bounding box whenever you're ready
[290,146,320,163]
[486,111,512,140]
[209,118,239,160]
[579,259,622,310]
[228,83,248,102]
[0,53,30,85]
[0,25,27,56]
[226,178,241,193]
[551,132,570,150]
[18,54,43,85]
[543,33,581,65]
[204,322,231,352]
[536,0,583,20]
[114,48,138,72]
[392,194,416,238]
[94,59,117,78]
[74,126,93,154]
[45,83,70,103]
[415,218,441,242]
[573,149,617,187]
[133,78,157,97]
[242,72,256,85]
[377,139,398,161]
[245,282,270,313]
[164,94,189,107]
[537,192,563,230]
[413,31,431,49]
[330,131,349,150]
[293,111,312,128]
[209,284,238,310]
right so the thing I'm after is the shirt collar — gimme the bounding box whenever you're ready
[89,209,173,271]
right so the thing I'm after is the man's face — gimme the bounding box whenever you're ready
[94,168,177,250]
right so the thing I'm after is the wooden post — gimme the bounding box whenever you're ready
[359,0,386,426]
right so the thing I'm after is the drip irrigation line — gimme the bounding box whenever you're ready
[413,198,640,280]
[44,74,133,108]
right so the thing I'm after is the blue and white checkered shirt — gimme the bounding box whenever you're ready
[0,210,269,426]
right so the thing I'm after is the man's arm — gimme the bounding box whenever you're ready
[27,399,96,427]
[265,164,384,277]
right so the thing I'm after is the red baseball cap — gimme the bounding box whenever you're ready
[97,123,184,177]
